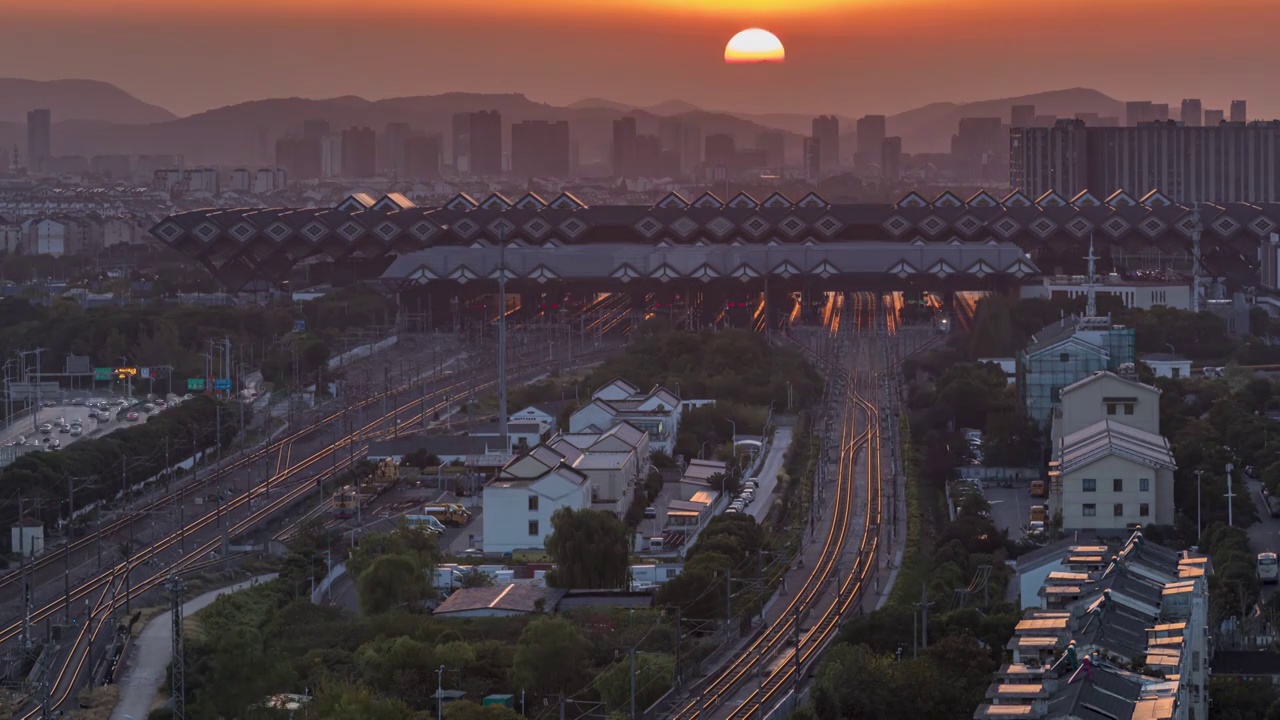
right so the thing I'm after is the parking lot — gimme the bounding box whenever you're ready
[983,482,1035,541]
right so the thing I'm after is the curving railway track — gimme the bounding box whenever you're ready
[669,292,893,720]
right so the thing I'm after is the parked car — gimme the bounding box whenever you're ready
[643,506,657,519]
[126,412,139,422]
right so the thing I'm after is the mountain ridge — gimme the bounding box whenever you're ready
[0,80,1125,165]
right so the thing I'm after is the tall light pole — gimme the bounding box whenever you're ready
[1194,469,1204,542]
[1225,463,1235,527]
[496,222,510,455]
[436,665,446,720]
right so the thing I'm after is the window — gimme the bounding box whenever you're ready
[528,495,539,511]
[1113,478,1123,492]
[528,520,540,536]
[1082,478,1097,492]
[1124,403,1134,415]
[1059,352,1071,363]
[1140,478,1150,492]
[1107,403,1117,416]
[1140,503,1150,517]
[1083,503,1097,517]
[1114,503,1124,517]
[1171,367,1181,379]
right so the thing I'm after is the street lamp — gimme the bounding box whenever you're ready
[118,356,133,399]
[437,665,447,720]
[722,418,736,449]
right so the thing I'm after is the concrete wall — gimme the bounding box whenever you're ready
[1059,374,1160,440]
[483,472,592,554]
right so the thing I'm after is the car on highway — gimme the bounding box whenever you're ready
[126,412,139,422]
[59,425,71,434]
[142,403,156,413]
[38,423,52,434]
[70,428,82,438]
[71,397,84,406]
[50,439,61,450]
[98,414,110,423]
[15,436,26,446]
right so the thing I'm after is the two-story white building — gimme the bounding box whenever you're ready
[1052,371,1175,531]
[482,445,591,554]
[569,379,681,455]
[548,422,649,518]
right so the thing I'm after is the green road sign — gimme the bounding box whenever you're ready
[93,368,111,381]
[187,378,206,391]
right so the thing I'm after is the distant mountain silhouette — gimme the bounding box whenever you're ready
[0,78,175,125]
[0,80,1126,164]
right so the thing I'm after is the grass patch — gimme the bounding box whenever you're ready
[887,415,928,608]
[71,685,119,720]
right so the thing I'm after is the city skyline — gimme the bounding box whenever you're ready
[3,0,1279,118]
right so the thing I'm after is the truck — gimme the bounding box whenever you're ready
[331,459,401,519]
[1030,505,1047,524]
[421,503,472,527]
[1030,480,1048,498]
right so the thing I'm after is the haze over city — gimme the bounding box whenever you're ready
[5,1,1280,719]
[3,0,1280,117]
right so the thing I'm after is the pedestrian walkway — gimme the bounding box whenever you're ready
[111,573,278,720]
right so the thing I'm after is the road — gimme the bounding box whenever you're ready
[110,573,279,720]
[0,396,165,454]
[747,427,793,523]
[6,332,616,716]
[1247,479,1280,600]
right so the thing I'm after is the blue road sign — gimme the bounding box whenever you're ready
[214,378,232,391]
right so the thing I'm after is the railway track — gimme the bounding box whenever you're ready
[669,292,890,720]
[0,350,473,597]
[13,346,616,714]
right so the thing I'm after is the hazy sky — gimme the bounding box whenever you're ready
[3,0,1279,118]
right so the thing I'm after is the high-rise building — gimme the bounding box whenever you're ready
[321,135,342,177]
[341,126,377,178]
[1125,101,1154,127]
[26,109,51,173]
[1180,99,1202,127]
[1153,104,1170,122]
[881,137,903,182]
[471,111,502,176]
[952,117,1005,182]
[812,115,840,174]
[705,133,736,169]
[451,112,472,173]
[855,115,886,169]
[511,120,571,177]
[448,111,502,176]
[1011,119,1280,203]
[756,130,785,168]
[1011,104,1037,128]
[656,117,702,176]
[274,136,322,180]
[1231,100,1247,124]
[405,134,442,180]
[1204,109,1224,126]
[612,116,638,177]
[303,119,330,139]
[382,122,412,177]
[803,136,821,180]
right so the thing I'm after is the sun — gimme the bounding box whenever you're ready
[724,28,785,64]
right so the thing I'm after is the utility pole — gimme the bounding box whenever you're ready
[1195,469,1204,542]
[65,475,74,623]
[497,223,510,455]
[793,604,801,695]
[629,646,637,720]
[167,574,187,720]
[1226,463,1235,527]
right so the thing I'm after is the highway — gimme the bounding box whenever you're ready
[5,331,620,715]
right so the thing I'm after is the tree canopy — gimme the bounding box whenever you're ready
[544,508,631,589]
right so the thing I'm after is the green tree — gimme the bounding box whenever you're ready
[545,508,631,589]
[458,567,494,588]
[596,652,675,714]
[312,682,414,720]
[356,554,431,614]
[513,616,590,695]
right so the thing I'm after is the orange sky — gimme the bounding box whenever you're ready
[2,0,1278,118]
